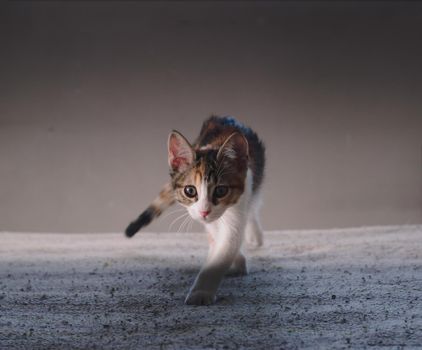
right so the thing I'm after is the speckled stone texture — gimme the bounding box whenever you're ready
[1,226,421,349]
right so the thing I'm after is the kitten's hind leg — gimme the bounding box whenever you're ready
[226,252,248,277]
[245,204,264,249]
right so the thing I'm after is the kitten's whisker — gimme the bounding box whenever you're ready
[177,215,187,233]
[187,217,193,233]
[178,216,186,233]
[169,212,189,231]
[178,215,190,233]
[184,217,192,233]
[161,207,185,220]
[186,217,193,233]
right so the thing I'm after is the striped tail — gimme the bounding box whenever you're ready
[125,183,175,237]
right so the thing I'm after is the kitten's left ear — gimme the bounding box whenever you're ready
[168,130,195,172]
[217,132,249,163]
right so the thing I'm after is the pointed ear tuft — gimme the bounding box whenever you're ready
[217,132,249,163]
[168,130,195,172]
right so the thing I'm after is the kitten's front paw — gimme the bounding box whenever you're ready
[185,290,216,306]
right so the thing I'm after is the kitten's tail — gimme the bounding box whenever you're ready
[125,183,175,238]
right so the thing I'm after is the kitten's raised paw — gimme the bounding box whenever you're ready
[185,290,216,306]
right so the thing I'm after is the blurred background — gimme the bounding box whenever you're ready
[1,1,421,233]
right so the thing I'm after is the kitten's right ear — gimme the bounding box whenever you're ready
[168,130,195,172]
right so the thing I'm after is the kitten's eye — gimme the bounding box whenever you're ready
[214,185,229,198]
[184,185,197,198]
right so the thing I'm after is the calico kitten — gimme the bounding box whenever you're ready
[125,116,265,305]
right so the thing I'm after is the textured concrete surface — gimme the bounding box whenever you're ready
[1,226,421,349]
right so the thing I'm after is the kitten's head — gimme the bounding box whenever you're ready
[168,130,249,223]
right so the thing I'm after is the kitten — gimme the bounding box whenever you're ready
[125,116,265,305]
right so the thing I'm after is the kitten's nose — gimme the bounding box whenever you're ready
[200,210,210,218]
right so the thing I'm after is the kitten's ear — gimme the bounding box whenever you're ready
[217,132,249,163]
[168,130,195,172]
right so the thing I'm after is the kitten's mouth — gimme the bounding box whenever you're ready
[201,215,217,223]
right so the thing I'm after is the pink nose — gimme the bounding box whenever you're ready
[200,210,210,218]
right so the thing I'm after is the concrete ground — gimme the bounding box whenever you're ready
[0,226,421,349]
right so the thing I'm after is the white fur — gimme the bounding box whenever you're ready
[187,180,211,222]
[245,191,264,248]
[198,144,217,151]
[185,169,263,305]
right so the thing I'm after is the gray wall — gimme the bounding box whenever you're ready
[1,1,421,233]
